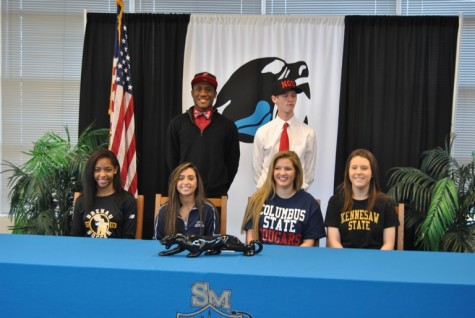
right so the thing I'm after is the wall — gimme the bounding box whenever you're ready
[0,216,12,234]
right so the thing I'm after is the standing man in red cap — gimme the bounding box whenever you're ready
[253,78,316,190]
[166,72,240,198]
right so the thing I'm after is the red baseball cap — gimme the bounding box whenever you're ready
[191,72,218,89]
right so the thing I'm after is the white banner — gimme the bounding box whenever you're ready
[183,14,345,241]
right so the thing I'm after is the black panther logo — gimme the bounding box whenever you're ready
[159,233,263,257]
[215,57,311,143]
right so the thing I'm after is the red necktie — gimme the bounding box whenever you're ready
[279,123,289,151]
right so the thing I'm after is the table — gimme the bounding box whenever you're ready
[1,234,474,317]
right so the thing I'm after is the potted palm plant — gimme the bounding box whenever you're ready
[387,138,475,252]
[1,124,109,235]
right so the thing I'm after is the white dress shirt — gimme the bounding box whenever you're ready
[253,115,317,189]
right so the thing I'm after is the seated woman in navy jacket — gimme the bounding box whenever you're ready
[154,162,219,240]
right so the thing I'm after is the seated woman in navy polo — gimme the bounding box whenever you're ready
[154,162,220,240]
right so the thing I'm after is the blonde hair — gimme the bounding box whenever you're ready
[241,151,303,238]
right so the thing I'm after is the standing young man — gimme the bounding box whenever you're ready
[253,79,316,190]
[166,72,240,198]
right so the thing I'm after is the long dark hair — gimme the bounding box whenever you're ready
[83,149,123,213]
[163,162,207,236]
[338,148,387,211]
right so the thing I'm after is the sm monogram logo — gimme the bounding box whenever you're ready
[192,282,231,309]
[176,281,253,318]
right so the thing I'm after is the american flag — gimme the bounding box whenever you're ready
[109,0,137,196]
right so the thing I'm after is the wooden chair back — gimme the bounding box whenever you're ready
[155,194,227,235]
[395,203,405,250]
[134,195,144,239]
[73,192,144,239]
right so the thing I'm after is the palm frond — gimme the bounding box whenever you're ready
[441,230,473,253]
[455,164,475,198]
[416,178,458,251]
[75,125,109,154]
[34,210,57,235]
[463,192,475,212]
[388,167,435,213]
[420,146,451,179]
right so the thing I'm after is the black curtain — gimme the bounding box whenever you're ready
[336,16,458,191]
[79,13,190,239]
[335,16,459,250]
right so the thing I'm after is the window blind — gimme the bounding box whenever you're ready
[0,1,115,214]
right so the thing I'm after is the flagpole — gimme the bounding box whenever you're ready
[109,0,138,197]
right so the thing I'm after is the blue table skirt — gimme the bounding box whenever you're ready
[1,234,474,317]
